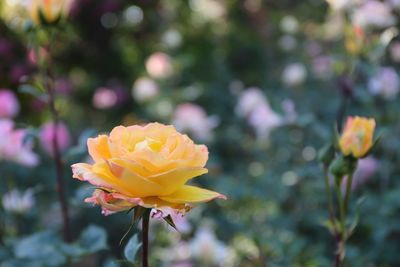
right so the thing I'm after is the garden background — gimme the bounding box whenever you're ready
[1,0,400,266]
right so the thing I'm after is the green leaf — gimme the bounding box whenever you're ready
[123,234,141,264]
[77,225,108,253]
[18,84,46,98]
[13,231,66,266]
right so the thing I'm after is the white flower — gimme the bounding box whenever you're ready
[248,103,283,139]
[132,77,160,103]
[368,67,399,100]
[281,63,307,87]
[2,188,35,214]
[235,87,266,117]
[280,16,299,34]
[189,226,236,266]
[352,0,396,29]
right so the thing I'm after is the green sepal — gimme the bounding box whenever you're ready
[330,155,358,178]
[163,215,179,232]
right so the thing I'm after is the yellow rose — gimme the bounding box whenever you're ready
[30,0,71,24]
[339,116,376,158]
[72,123,226,216]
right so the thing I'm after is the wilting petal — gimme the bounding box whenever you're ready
[147,167,208,195]
[85,189,136,216]
[88,135,111,162]
[159,185,226,203]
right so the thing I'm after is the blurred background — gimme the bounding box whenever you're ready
[0,0,400,266]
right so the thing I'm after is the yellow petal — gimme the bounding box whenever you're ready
[88,135,111,162]
[147,167,208,195]
[159,185,226,203]
[106,159,163,197]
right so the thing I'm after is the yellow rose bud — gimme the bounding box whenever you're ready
[30,0,71,25]
[339,116,376,158]
[72,123,226,216]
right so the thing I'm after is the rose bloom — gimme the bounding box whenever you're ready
[72,123,226,216]
[0,89,20,118]
[40,121,71,156]
[30,0,73,24]
[172,103,218,142]
[145,52,173,79]
[351,0,396,29]
[0,119,39,167]
[339,116,376,158]
[2,188,35,214]
[368,67,399,100]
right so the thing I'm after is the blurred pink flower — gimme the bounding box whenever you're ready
[10,64,31,84]
[189,226,236,265]
[342,157,378,191]
[27,47,48,66]
[2,188,35,214]
[132,77,159,103]
[248,103,283,139]
[368,67,399,100]
[312,56,333,79]
[145,52,173,79]
[235,87,266,117]
[40,121,71,155]
[389,42,400,62]
[92,87,118,109]
[54,77,73,95]
[0,89,20,118]
[0,119,38,167]
[172,103,218,141]
[352,0,396,29]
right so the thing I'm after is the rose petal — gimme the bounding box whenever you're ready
[85,189,136,216]
[106,158,164,197]
[88,135,111,162]
[159,185,226,203]
[147,167,208,195]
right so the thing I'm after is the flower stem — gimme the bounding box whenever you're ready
[142,209,151,267]
[323,166,336,229]
[334,177,346,267]
[42,40,71,243]
[344,172,354,215]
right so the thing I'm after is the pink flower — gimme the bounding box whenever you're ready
[132,77,159,103]
[0,89,20,118]
[40,122,71,155]
[0,119,38,167]
[172,103,218,141]
[92,87,118,109]
[352,0,396,29]
[248,103,283,139]
[145,52,173,79]
[390,42,400,62]
[342,157,378,191]
[368,67,399,100]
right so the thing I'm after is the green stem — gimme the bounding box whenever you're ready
[334,176,346,267]
[344,172,354,216]
[323,166,336,229]
[141,209,151,267]
[334,179,346,235]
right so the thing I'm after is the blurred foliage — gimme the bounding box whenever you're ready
[1,0,400,266]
